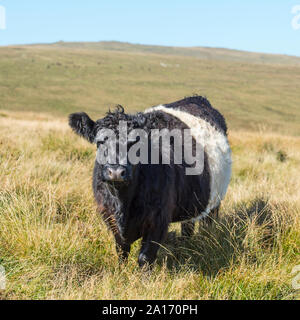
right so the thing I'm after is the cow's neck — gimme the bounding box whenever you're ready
[106,176,138,233]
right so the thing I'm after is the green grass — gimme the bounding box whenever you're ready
[1,42,300,135]
[40,41,300,65]
[0,42,299,300]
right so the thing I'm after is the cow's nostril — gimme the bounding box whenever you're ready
[120,170,126,178]
[107,168,114,178]
[106,167,127,181]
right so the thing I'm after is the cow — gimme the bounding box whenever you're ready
[69,96,232,268]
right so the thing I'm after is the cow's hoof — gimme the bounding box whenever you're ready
[138,253,148,267]
[138,253,153,269]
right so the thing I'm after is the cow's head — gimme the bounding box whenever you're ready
[69,106,147,184]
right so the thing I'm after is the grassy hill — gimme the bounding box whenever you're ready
[38,41,300,66]
[0,42,299,300]
[0,42,300,135]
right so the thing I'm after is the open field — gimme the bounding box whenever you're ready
[39,41,300,66]
[1,42,300,135]
[0,42,299,299]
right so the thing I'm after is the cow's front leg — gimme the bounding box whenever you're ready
[101,211,130,262]
[116,240,131,262]
[138,223,168,268]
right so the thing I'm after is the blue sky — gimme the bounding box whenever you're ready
[0,0,300,56]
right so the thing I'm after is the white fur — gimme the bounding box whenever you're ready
[145,105,232,219]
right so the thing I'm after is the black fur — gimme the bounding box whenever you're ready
[69,96,227,267]
[69,112,96,143]
[163,96,228,135]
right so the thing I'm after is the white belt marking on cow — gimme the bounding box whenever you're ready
[145,105,232,218]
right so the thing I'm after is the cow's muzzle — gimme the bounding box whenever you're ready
[104,165,129,182]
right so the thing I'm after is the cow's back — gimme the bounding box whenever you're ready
[144,96,232,221]
[163,96,227,135]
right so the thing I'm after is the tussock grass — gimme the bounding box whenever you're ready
[0,113,299,300]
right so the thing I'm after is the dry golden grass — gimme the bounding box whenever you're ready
[0,112,299,300]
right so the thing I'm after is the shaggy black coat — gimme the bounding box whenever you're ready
[69,96,227,267]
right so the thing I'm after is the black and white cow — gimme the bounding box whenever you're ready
[69,96,232,267]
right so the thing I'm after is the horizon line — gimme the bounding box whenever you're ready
[1,40,300,59]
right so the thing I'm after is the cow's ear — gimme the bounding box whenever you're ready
[68,112,96,143]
